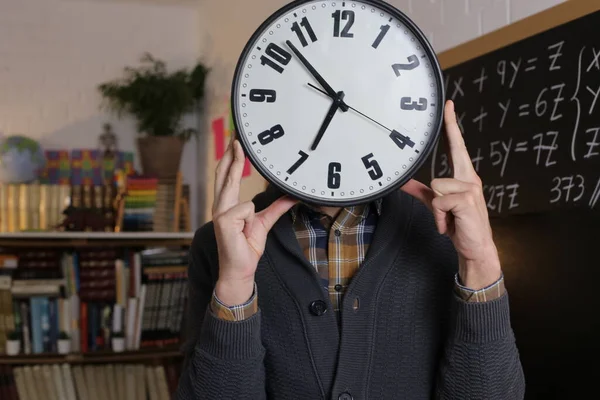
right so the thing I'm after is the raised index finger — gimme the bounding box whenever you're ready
[444,100,477,183]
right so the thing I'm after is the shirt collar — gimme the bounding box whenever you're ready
[289,198,383,224]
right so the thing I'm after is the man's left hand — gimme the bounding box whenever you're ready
[401,100,502,290]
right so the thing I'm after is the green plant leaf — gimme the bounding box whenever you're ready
[97,53,207,141]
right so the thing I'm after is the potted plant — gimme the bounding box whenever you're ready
[98,52,208,178]
[111,331,126,353]
[57,331,71,354]
[6,330,20,355]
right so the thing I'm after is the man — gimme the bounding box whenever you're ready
[176,101,525,399]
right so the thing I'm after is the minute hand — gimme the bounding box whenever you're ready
[286,40,339,100]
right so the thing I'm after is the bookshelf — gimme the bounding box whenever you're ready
[0,232,194,248]
[0,232,191,399]
[0,346,182,366]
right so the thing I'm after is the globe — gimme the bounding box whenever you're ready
[0,135,46,183]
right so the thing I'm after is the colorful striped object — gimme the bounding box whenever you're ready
[123,176,158,232]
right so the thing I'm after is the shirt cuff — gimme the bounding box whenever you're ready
[210,283,258,321]
[454,273,506,303]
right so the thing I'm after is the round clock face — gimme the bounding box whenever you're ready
[232,0,444,206]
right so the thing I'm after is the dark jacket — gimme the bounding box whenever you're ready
[176,187,525,399]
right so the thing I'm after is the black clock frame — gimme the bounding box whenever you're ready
[231,0,446,207]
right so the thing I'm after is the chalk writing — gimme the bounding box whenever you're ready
[589,177,600,209]
[533,131,559,167]
[489,138,513,177]
[569,47,585,162]
[548,41,564,71]
[586,47,600,72]
[585,84,600,114]
[451,77,465,100]
[549,175,585,204]
[499,100,511,127]
[525,57,538,72]
[473,67,487,93]
[484,183,520,213]
[423,17,600,216]
[472,107,488,132]
[584,127,600,159]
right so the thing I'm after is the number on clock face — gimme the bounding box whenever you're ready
[392,55,420,76]
[233,0,443,206]
[257,124,285,145]
[400,97,428,111]
[260,43,292,74]
[390,130,416,149]
[372,24,390,48]
[327,162,342,189]
[362,153,383,180]
[287,151,309,175]
[332,10,355,38]
[250,89,277,103]
[291,17,318,46]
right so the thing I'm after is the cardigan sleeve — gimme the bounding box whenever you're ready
[434,292,526,399]
[175,224,267,400]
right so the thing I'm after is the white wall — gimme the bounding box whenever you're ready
[0,0,201,224]
[0,0,567,229]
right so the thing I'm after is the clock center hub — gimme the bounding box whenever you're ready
[335,91,349,112]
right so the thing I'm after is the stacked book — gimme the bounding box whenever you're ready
[0,362,179,400]
[123,176,158,232]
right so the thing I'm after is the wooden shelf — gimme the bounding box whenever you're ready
[0,347,183,365]
[0,232,194,247]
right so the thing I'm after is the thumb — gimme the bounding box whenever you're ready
[257,196,298,231]
[400,179,434,211]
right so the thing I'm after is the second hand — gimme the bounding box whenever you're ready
[307,82,395,133]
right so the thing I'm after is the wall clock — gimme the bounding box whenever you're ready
[231,0,445,206]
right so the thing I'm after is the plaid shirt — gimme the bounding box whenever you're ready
[211,202,505,321]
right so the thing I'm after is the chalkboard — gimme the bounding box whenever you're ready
[412,3,600,398]
[416,9,600,217]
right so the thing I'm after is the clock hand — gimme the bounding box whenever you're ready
[307,82,411,134]
[311,91,346,151]
[286,40,349,112]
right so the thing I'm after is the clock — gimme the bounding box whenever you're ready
[231,0,445,206]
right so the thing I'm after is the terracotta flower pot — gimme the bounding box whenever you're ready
[136,136,185,179]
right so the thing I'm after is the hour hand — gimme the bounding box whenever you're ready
[286,40,337,99]
[312,91,345,151]
[312,102,339,151]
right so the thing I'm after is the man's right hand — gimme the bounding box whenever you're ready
[212,138,297,307]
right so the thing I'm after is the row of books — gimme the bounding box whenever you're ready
[0,361,180,400]
[0,247,189,355]
[0,180,188,233]
[0,183,117,233]
[0,184,71,233]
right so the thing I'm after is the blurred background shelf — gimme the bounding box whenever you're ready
[0,231,194,247]
[0,346,182,365]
